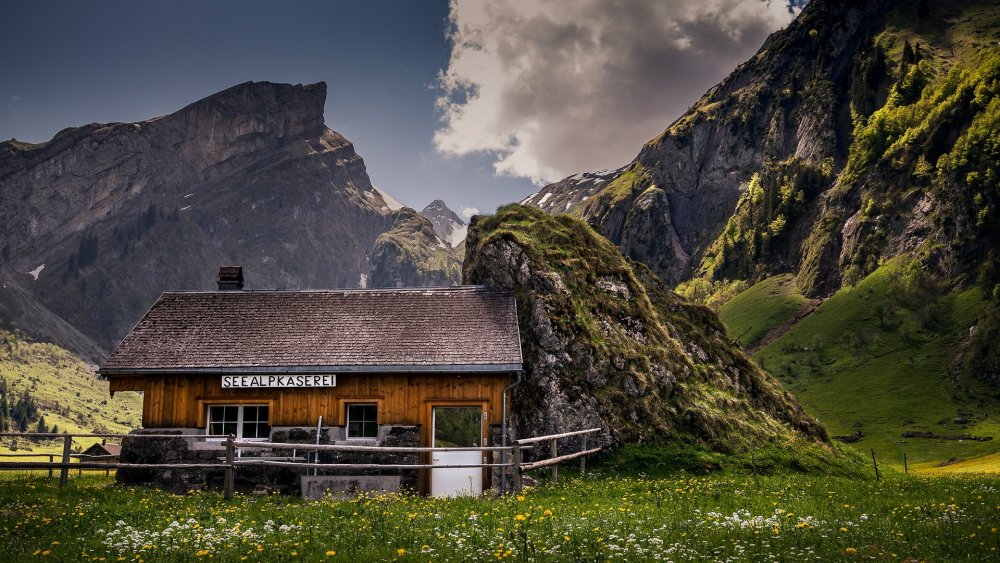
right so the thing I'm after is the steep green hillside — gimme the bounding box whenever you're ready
[720,260,1000,470]
[678,0,1000,300]
[717,274,812,349]
[0,330,141,454]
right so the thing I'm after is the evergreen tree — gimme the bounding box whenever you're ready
[0,378,9,431]
[33,416,47,442]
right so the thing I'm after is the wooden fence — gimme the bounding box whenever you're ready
[0,429,602,498]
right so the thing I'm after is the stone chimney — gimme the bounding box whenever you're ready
[217,266,244,291]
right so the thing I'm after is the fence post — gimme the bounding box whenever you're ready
[59,435,71,487]
[903,453,908,474]
[48,454,53,478]
[580,433,588,477]
[550,438,558,484]
[512,442,522,491]
[224,434,235,499]
[871,448,880,482]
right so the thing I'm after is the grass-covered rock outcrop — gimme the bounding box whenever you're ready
[464,205,826,452]
[368,208,462,288]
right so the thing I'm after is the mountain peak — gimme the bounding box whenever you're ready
[420,199,467,247]
[171,81,328,139]
[0,80,398,355]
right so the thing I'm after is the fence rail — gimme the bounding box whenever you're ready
[0,429,603,497]
[234,440,520,453]
[0,432,231,439]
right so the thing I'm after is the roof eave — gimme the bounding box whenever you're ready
[98,363,524,377]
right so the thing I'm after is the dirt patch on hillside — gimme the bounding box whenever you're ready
[748,298,824,354]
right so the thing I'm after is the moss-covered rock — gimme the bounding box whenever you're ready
[464,205,827,452]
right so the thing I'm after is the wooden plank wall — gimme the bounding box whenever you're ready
[124,373,511,435]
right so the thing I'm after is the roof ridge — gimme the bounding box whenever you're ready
[161,285,495,295]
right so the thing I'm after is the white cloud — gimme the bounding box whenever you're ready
[460,206,479,220]
[435,0,799,185]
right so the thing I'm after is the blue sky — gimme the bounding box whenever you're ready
[1,0,800,217]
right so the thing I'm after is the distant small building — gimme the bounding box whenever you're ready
[98,267,522,496]
[80,440,121,460]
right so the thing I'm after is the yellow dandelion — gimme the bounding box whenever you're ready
[326,550,336,556]
[397,548,406,557]
[846,547,858,555]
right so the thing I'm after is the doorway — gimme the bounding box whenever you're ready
[430,406,484,497]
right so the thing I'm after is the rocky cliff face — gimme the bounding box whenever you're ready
[526,0,886,286]
[464,205,825,450]
[528,0,999,302]
[0,81,407,356]
[368,208,462,288]
[419,199,467,248]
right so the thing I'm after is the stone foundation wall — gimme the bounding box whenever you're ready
[117,425,422,495]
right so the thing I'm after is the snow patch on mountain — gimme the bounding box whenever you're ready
[420,199,468,247]
[372,186,405,211]
[448,222,468,247]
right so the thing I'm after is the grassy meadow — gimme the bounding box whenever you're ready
[718,261,1000,472]
[0,468,997,562]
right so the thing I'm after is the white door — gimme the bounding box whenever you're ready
[431,406,484,497]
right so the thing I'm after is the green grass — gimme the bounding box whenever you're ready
[0,330,141,455]
[0,471,997,561]
[718,274,809,348]
[575,163,652,215]
[731,260,1000,470]
[919,451,1000,475]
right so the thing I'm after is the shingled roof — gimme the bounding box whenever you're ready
[99,286,522,374]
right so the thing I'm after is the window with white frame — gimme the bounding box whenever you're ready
[206,404,270,440]
[346,404,378,439]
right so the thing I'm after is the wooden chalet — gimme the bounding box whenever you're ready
[98,267,523,496]
[80,440,122,460]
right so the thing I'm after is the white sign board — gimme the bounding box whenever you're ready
[221,374,337,388]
